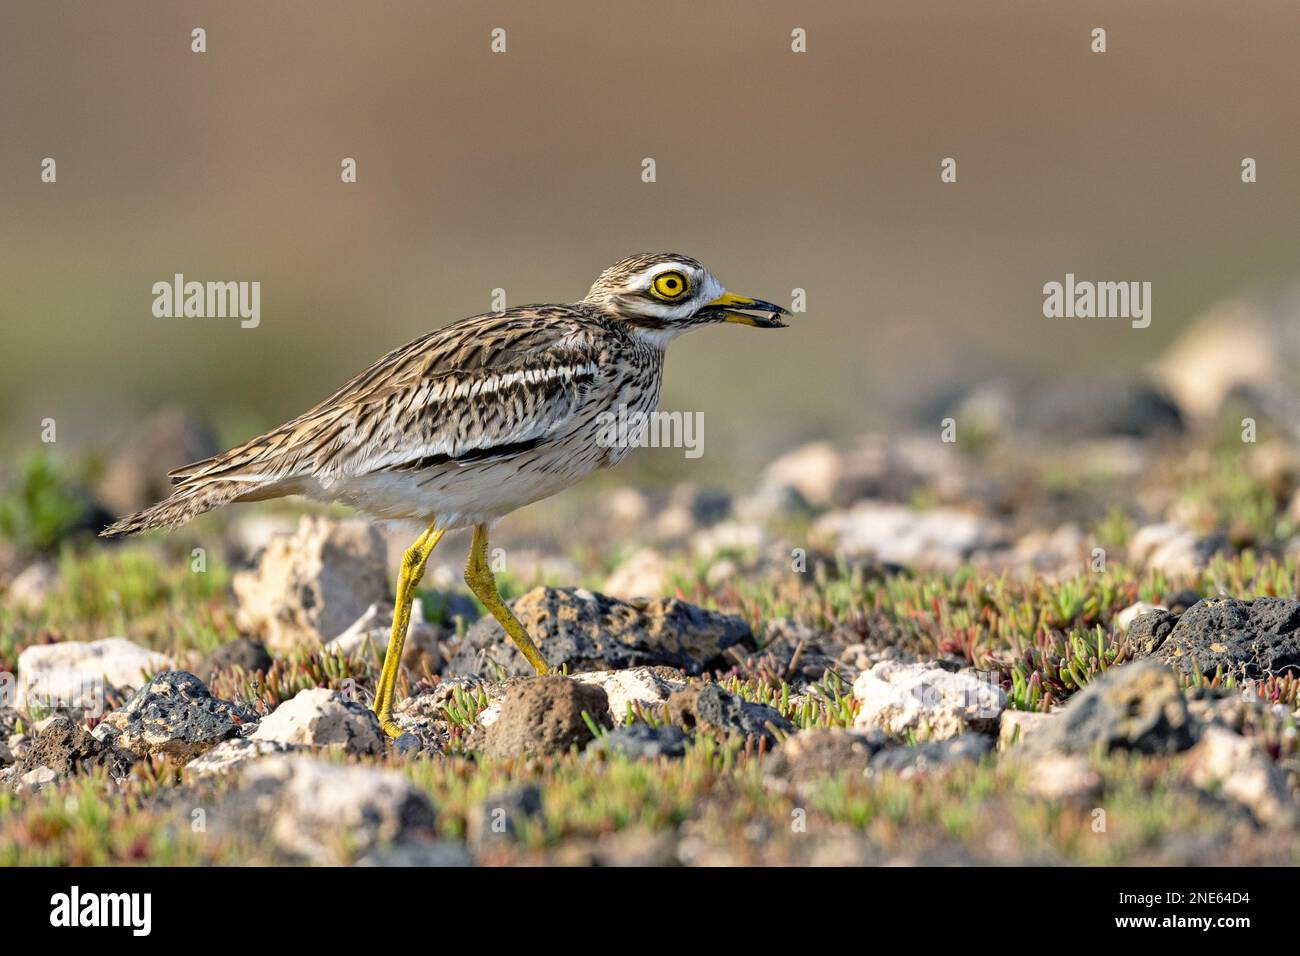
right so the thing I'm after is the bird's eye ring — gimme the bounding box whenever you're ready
[650,270,689,300]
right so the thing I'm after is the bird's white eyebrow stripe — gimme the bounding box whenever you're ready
[425,362,600,403]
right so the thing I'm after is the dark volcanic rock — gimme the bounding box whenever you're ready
[98,671,258,762]
[469,784,544,845]
[16,715,133,780]
[1020,380,1184,438]
[663,684,794,745]
[1153,597,1300,680]
[449,587,755,678]
[870,734,993,774]
[1027,660,1197,756]
[473,676,611,758]
[1128,608,1178,656]
[198,638,273,682]
[588,724,690,761]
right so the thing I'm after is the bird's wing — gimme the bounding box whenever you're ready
[168,307,610,488]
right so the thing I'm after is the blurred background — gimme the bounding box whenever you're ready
[2,0,1299,487]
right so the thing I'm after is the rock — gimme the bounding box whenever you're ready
[870,735,993,776]
[1185,726,1294,826]
[652,485,732,540]
[759,441,844,507]
[663,684,793,746]
[1019,380,1184,439]
[449,587,755,679]
[94,671,256,762]
[587,724,690,760]
[1025,660,1197,756]
[473,676,610,759]
[13,715,132,781]
[96,407,219,515]
[764,728,886,784]
[392,732,423,756]
[197,638,273,683]
[1024,754,1102,800]
[1126,608,1179,655]
[570,667,688,723]
[1152,597,1300,680]
[232,515,389,654]
[468,785,543,846]
[1128,523,1227,578]
[1001,524,1089,576]
[251,688,384,756]
[16,637,172,716]
[183,738,302,781]
[1149,294,1293,426]
[240,755,437,865]
[7,561,57,612]
[815,502,1005,570]
[997,710,1052,751]
[602,549,675,599]
[1116,602,1166,633]
[852,661,1006,739]
[325,599,441,671]
[16,765,58,793]
[734,482,813,522]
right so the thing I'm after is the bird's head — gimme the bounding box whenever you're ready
[580,253,789,340]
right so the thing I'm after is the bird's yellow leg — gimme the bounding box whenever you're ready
[374,521,446,739]
[464,523,550,675]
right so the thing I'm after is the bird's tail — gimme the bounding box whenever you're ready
[99,478,254,538]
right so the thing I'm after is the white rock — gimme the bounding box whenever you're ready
[8,561,57,612]
[233,515,389,654]
[17,765,58,793]
[16,637,172,714]
[251,688,383,755]
[572,667,688,722]
[1149,301,1279,425]
[1128,522,1210,577]
[1186,726,1294,826]
[816,501,1004,570]
[1024,753,1100,800]
[603,549,674,599]
[326,599,441,670]
[997,710,1052,751]
[1116,601,1167,632]
[183,738,301,781]
[853,661,1006,739]
[243,755,436,864]
[760,441,843,507]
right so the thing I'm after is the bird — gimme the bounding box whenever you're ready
[101,253,791,738]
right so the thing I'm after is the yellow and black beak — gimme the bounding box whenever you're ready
[702,291,791,328]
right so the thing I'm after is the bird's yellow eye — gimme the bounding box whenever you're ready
[650,270,689,300]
